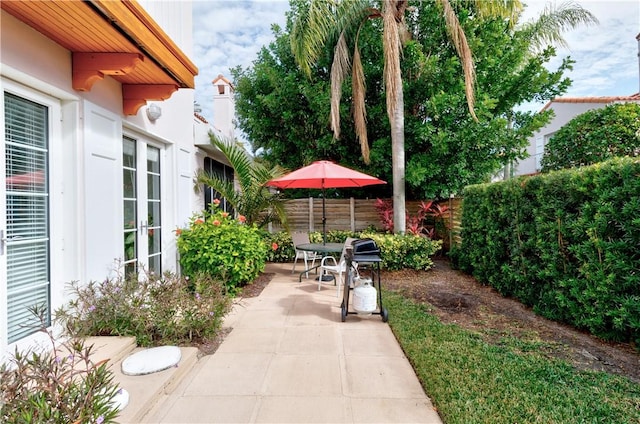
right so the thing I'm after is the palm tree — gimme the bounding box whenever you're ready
[195,134,289,229]
[291,0,523,233]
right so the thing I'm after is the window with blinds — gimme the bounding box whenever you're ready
[4,92,50,343]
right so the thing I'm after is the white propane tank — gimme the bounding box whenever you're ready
[352,277,377,314]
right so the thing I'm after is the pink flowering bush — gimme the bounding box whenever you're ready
[57,268,231,347]
[176,206,268,293]
[1,307,121,423]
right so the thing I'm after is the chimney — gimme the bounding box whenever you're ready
[212,74,235,139]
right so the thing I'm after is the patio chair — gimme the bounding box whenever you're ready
[291,232,320,279]
[319,237,358,297]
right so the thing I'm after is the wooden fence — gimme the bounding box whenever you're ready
[271,197,464,248]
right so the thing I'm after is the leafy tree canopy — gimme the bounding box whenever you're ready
[233,0,575,199]
[541,103,640,172]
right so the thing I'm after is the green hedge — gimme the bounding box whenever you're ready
[453,157,640,345]
[267,230,442,271]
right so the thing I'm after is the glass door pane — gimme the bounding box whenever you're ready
[146,145,161,274]
[122,137,137,277]
[4,92,50,343]
[122,138,162,276]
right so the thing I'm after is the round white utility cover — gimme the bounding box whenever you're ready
[121,346,182,376]
[111,388,130,411]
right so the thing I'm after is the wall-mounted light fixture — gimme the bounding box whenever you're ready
[146,103,162,121]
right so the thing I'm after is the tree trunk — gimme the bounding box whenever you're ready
[391,77,406,234]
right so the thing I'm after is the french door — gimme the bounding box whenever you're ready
[2,91,50,344]
[122,136,162,277]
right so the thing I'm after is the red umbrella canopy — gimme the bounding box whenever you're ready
[266,160,386,189]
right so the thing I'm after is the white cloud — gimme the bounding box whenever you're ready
[191,0,640,123]
[520,0,640,109]
[192,0,290,126]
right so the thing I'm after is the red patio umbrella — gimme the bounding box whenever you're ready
[266,161,386,243]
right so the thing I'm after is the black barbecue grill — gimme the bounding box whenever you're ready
[341,238,388,322]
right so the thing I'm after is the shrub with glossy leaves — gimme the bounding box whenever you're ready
[361,232,442,271]
[264,230,294,263]
[177,205,268,292]
[455,157,640,345]
[541,103,640,172]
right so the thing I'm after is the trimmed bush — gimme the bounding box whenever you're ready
[361,232,442,271]
[541,103,640,172]
[177,206,268,292]
[453,157,640,345]
[265,230,441,271]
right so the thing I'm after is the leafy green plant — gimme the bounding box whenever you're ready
[455,157,640,345]
[264,230,295,263]
[361,232,442,271]
[1,307,121,424]
[56,269,231,347]
[177,205,269,292]
[195,134,288,229]
[542,103,640,172]
[265,229,441,271]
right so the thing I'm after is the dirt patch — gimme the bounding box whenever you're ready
[383,258,640,383]
[239,272,274,298]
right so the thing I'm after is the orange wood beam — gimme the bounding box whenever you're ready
[73,52,144,91]
[122,84,178,115]
[90,0,197,87]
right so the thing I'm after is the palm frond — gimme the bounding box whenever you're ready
[291,0,374,76]
[518,1,598,52]
[208,133,254,191]
[440,0,477,121]
[291,0,334,76]
[195,169,241,207]
[473,0,523,26]
[352,42,369,163]
[330,32,351,138]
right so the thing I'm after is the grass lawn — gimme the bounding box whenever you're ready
[384,290,640,424]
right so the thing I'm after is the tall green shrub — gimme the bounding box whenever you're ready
[541,103,640,172]
[177,205,268,292]
[454,157,640,345]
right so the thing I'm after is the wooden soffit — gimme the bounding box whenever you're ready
[1,0,198,115]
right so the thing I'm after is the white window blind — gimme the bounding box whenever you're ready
[4,92,50,343]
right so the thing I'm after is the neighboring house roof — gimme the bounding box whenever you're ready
[194,112,209,124]
[540,93,640,112]
[1,1,198,115]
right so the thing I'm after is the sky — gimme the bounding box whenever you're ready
[192,0,640,128]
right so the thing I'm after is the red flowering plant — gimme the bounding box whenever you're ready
[176,202,268,294]
[375,198,449,239]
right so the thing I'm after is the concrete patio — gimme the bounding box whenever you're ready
[104,262,442,423]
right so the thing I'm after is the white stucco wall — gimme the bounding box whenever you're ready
[514,101,609,176]
[0,2,197,356]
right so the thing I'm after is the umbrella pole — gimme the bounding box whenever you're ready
[322,189,327,244]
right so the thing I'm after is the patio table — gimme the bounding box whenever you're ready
[295,242,344,282]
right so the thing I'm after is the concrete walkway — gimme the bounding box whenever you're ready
[144,262,443,423]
